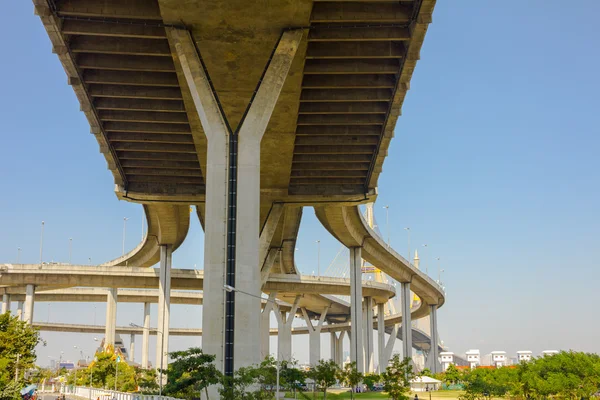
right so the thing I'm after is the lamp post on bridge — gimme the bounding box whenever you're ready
[404,227,411,262]
[69,238,73,264]
[17,247,21,263]
[383,205,390,247]
[122,217,129,256]
[40,221,45,264]
[316,240,321,277]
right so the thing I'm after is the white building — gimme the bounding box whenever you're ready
[517,351,533,362]
[541,350,559,357]
[465,349,480,369]
[440,351,454,371]
[490,351,507,368]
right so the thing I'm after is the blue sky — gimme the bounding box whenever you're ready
[1,1,599,366]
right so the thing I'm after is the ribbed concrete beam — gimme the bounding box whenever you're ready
[78,54,175,72]
[83,70,179,87]
[123,168,202,177]
[294,145,375,155]
[112,142,196,153]
[299,102,388,114]
[291,170,367,179]
[88,85,183,100]
[296,125,381,136]
[104,121,191,133]
[292,154,373,163]
[62,20,167,39]
[307,42,405,59]
[99,111,188,124]
[297,114,385,125]
[309,27,410,42]
[56,0,162,20]
[304,59,400,74]
[301,89,393,102]
[311,3,412,23]
[94,98,186,113]
[117,151,199,161]
[295,136,379,146]
[109,133,194,145]
[70,37,171,56]
[120,159,200,169]
[293,162,370,171]
[302,74,395,89]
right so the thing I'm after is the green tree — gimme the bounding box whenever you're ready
[419,368,433,378]
[279,360,305,394]
[336,362,363,399]
[443,364,462,385]
[76,349,136,392]
[162,348,220,400]
[381,354,414,400]
[363,374,381,392]
[0,312,45,400]
[307,360,339,400]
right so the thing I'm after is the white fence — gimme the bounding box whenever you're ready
[63,386,182,400]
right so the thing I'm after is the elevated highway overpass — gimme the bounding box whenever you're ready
[28,0,444,376]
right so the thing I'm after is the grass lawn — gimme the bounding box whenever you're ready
[285,390,465,400]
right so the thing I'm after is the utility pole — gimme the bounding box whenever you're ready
[40,221,45,264]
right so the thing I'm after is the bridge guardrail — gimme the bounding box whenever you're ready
[64,386,182,400]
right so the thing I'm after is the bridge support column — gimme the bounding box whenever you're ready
[1,294,10,314]
[301,306,329,366]
[349,247,364,372]
[401,282,413,364]
[260,293,277,360]
[168,27,302,378]
[17,301,24,321]
[363,297,374,372]
[381,324,399,370]
[377,303,386,373]
[274,296,300,361]
[105,288,118,348]
[425,304,441,373]
[24,284,35,324]
[129,334,135,363]
[156,245,172,378]
[330,331,346,367]
[142,302,151,369]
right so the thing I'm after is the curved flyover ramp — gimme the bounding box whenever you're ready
[101,203,190,268]
[315,205,445,320]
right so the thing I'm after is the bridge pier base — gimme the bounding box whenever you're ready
[349,247,365,372]
[105,288,117,348]
[1,294,10,314]
[142,303,150,369]
[330,330,346,367]
[401,282,413,365]
[156,245,172,379]
[24,284,35,324]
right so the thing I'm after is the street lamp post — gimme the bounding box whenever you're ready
[69,238,73,264]
[130,323,165,395]
[438,268,444,285]
[422,244,428,274]
[223,285,281,398]
[17,247,21,263]
[316,240,321,277]
[404,227,411,262]
[40,221,45,264]
[383,205,390,247]
[122,217,129,256]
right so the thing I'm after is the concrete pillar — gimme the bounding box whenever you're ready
[381,324,399,369]
[169,27,302,376]
[16,301,24,321]
[401,282,413,363]
[105,288,118,348]
[425,304,441,373]
[337,331,346,366]
[129,334,135,363]
[349,247,364,372]
[1,294,10,314]
[330,332,337,363]
[274,296,300,361]
[156,245,172,376]
[301,306,329,366]
[142,303,151,369]
[364,297,374,372]
[260,293,277,360]
[24,285,35,324]
[377,303,386,373]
